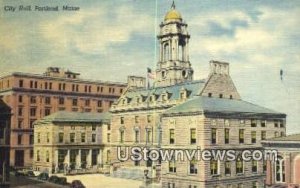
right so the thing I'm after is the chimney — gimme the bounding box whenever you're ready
[209,60,230,75]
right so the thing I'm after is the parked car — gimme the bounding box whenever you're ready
[70,180,85,188]
[14,169,35,177]
[37,172,49,181]
[48,175,60,183]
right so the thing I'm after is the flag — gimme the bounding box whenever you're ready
[147,67,156,79]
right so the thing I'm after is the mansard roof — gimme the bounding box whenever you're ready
[34,111,111,125]
[118,80,205,104]
[163,96,286,118]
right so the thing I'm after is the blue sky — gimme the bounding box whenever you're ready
[0,0,299,134]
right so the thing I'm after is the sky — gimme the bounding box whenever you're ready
[0,0,299,134]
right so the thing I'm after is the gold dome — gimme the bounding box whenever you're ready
[164,9,182,21]
[164,1,182,21]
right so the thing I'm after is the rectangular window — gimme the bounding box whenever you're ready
[18,107,23,116]
[30,108,36,116]
[30,80,33,88]
[18,120,23,128]
[30,150,34,158]
[252,182,257,188]
[92,134,96,143]
[37,150,40,161]
[18,95,23,103]
[147,115,152,123]
[45,97,51,104]
[134,130,139,143]
[30,119,35,128]
[210,160,218,175]
[252,160,257,173]
[274,120,278,127]
[30,96,36,104]
[59,97,64,105]
[135,116,139,123]
[72,99,78,106]
[190,128,196,144]
[70,133,75,143]
[280,120,284,128]
[37,133,40,143]
[251,120,257,127]
[169,158,176,173]
[189,158,198,174]
[169,129,175,144]
[97,100,102,107]
[120,117,124,124]
[49,82,52,89]
[18,134,22,145]
[263,160,267,173]
[146,130,152,143]
[261,120,266,127]
[45,108,51,116]
[46,132,50,143]
[58,132,64,143]
[81,133,86,143]
[251,131,256,143]
[239,129,244,144]
[106,133,110,143]
[34,81,37,88]
[261,131,266,140]
[120,131,124,143]
[85,99,90,106]
[19,80,24,87]
[45,82,48,89]
[225,128,229,144]
[29,134,34,145]
[92,125,96,131]
[211,128,217,144]
[107,124,111,131]
[236,158,243,174]
[225,161,231,175]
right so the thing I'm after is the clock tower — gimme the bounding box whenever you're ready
[155,2,194,87]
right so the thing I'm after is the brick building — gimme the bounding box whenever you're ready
[109,3,287,188]
[0,99,11,187]
[262,134,300,187]
[0,67,126,167]
[33,111,111,174]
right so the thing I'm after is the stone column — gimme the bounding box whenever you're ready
[87,149,92,168]
[97,149,102,166]
[76,149,81,169]
[65,150,70,166]
[54,150,58,173]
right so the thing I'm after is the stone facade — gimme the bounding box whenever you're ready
[0,99,11,187]
[33,111,111,174]
[0,67,126,167]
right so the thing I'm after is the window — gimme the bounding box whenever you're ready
[135,116,139,123]
[120,130,124,143]
[189,158,198,174]
[211,128,217,144]
[18,95,23,103]
[251,120,257,127]
[46,132,50,143]
[85,99,90,106]
[251,131,256,143]
[107,124,111,131]
[30,150,34,158]
[81,133,86,143]
[263,160,267,173]
[30,96,36,104]
[169,129,175,144]
[30,108,36,116]
[210,160,218,175]
[37,150,40,161]
[208,93,212,97]
[46,151,49,162]
[225,161,231,175]
[225,129,229,144]
[58,133,64,143]
[236,157,243,174]
[30,80,33,88]
[276,156,286,183]
[252,182,258,188]
[219,94,223,98]
[19,80,24,87]
[92,125,96,131]
[190,128,196,144]
[280,120,284,128]
[45,97,51,104]
[120,88,123,93]
[59,97,64,105]
[252,160,257,173]
[120,117,124,124]
[49,82,52,89]
[261,120,266,127]
[72,84,75,91]
[92,134,97,143]
[34,81,37,88]
[147,115,152,123]
[275,131,279,137]
[169,157,176,173]
[37,133,40,143]
[18,107,23,116]
[261,131,266,140]
[230,95,233,99]
[18,134,22,145]
[239,129,244,144]
[72,99,78,106]
[274,120,279,127]
[70,133,75,143]
[97,100,102,107]
[18,120,23,128]
[45,108,51,116]
[146,129,152,143]
[29,135,34,145]
[134,130,139,143]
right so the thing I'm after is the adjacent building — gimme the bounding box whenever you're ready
[109,3,287,188]
[0,99,11,187]
[33,111,111,174]
[0,67,126,167]
[262,134,300,187]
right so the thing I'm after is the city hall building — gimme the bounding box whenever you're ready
[109,3,287,188]
[0,67,126,167]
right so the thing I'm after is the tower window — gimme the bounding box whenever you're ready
[162,71,166,79]
[208,93,212,97]
[163,43,169,61]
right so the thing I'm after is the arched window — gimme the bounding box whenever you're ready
[164,43,169,61]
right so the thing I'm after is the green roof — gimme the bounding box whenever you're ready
[163,96,285,117]
[264,134,300,142]
[35,111,111,124]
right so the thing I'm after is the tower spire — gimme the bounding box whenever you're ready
[171,0,175,9]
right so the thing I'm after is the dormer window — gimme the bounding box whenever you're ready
[180,88,187,99]
[162,94,168,102]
